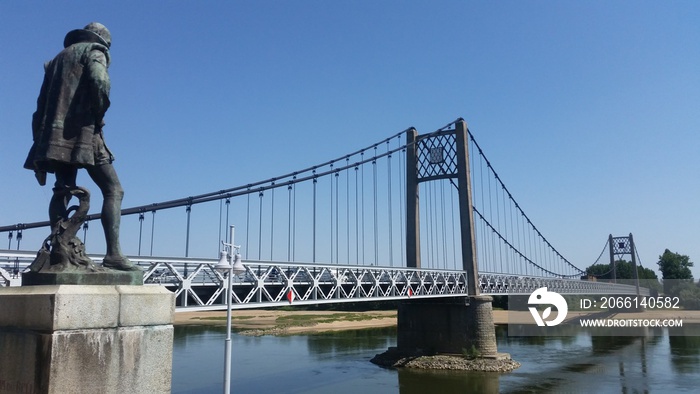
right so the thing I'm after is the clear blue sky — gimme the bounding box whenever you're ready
[1,1,698,277]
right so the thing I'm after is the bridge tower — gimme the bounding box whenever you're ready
[398,118,499,357]
[609,233,641,295]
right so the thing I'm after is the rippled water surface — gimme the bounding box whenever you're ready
[172,325,700,393]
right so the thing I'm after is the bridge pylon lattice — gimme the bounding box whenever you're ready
[406,118,479,295]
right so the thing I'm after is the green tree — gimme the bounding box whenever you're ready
[585,260,661,293]
[657,249,694,295]
[673,281,700,309]
[586,260,658,280]
[658,249,694,280]
[585,263,615,279]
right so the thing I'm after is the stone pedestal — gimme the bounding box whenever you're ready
[0,285,175,394]
[397,296,498,356]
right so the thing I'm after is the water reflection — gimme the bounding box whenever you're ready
[669,331,700,375]
[590,334,638,353]
[306,327,396,359]
[398,369,500,393]
[172,324,700,394]
[173,324,223,340]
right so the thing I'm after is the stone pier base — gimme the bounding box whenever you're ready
[0,285,175,394]
[397,296,498,357]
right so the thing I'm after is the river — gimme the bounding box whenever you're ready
[172,325,700,393]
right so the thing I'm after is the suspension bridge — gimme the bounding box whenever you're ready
[0,118,649,310]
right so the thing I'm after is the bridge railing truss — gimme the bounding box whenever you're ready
[1,250,649,310]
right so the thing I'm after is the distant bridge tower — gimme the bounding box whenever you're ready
[608,233,641,295]
[399,119,499,358]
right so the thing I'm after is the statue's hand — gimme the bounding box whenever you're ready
[35,170,47,186]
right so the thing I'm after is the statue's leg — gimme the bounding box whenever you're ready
[50,165,78,231]
[87,163,139,271]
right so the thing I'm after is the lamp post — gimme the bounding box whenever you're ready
[213,225,245,394]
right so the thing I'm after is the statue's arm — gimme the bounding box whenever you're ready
[86,49,111,123]
[31,63,51,141]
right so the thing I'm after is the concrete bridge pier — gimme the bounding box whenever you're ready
[397,296,498,357]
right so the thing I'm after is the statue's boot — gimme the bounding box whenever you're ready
[103,256,141,271]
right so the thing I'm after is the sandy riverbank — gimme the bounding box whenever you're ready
[174,309,398,335]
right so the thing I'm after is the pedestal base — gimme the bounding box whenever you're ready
[0,285,174,394]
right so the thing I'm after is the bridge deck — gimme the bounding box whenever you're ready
[1,250,648,311]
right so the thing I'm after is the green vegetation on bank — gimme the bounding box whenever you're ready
[585,259,661,293]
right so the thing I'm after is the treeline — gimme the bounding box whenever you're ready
[585,259,661,293]
[585,249,699,309]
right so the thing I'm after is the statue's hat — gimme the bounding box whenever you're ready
[63,22,111,48]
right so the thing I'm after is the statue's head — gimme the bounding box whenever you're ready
[64,22,111,49]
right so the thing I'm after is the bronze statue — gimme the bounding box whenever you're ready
[24,22,138,272]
